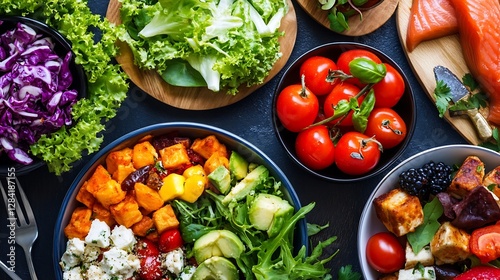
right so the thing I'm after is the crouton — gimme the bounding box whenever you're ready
[430,221,470,265]
[64,207,92,240]
[109,194,143,228]
[483,166,500,198]
[75,181,95,209]
[134,182,164,212]
[448,156,484,198]
[374,188,424,237]
[159,143,191,169]
[191,135,228,160]
[152,204,179,234]
[106,148,133,175]
[132,141,158,169]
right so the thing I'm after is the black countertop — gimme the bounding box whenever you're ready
[0,0,468,279]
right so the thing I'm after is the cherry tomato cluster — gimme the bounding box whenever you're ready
[276,49,407,175]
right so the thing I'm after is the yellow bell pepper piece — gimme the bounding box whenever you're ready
[183,165,207,183]
[178,174,206,203]
[159,173,185,202]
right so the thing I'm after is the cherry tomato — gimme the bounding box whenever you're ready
[373,63,405,108]
[295,125,336,170]
[276,84,319,132]
[335,131,381,175]
[336,49,382,87]
[299,56,339,96]
[158,228,184,253]
[323,83,364,127]
[137,238,162,280]
[366,232,405,274]
[364,108,407,149]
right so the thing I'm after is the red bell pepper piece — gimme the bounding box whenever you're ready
[470,224,500,263]
[455,266,500,280]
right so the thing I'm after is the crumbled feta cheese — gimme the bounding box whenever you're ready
[85,220,111,248]
[86,264,111,280]
[398,266,436,280]
[62,266,83,280]
[100,247,140,278]
[179,266,196,280]
[60,238,85,270]
[110,225,136,251]
[83,245,101,263]
[163,248,185,275]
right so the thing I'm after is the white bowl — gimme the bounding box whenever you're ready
[357,144,500,279]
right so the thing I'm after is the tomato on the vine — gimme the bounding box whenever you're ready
[276,83,319,132]
[366,232,405,274]
[299,56,339,96]
[373,63,405,108]
[323,83,364,127]
[334,131,382,175]
[364,108,407,149]
[336,49,382,87]
[295,125,335,170]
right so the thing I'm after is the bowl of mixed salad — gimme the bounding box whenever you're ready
[54,122,337,280]
[358,144,500,279]
[0,16,87,176]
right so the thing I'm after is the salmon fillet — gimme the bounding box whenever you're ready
[450,0,500,125]
[406,0,458,52]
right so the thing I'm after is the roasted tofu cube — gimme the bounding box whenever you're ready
[448,156,484,198]
[64,207,93,240]
[93,179,127,209]
[132,141,158,169]
[106,148,133,175]
[75,181,96,209]
[134,182,164,212]
[430,221,470,265]
[110,194,143,228]
[484,166,500,197]
[374,188,424,237]
[152,204,179,234]
[92,202,116,228]
[203,152,229,175]
[112,164,136,184]
[404,243,434,269]
[159,143,191,169]
[191,135,228,160]
[398,266,436,280]
[131,216,155,237]
[85,165,113,195]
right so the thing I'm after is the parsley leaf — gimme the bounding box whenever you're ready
[433,80,453,118]
[338,265,361,280]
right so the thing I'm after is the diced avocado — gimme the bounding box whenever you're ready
[248,193,294,237]
[208,165,231,194]
[229,151,249,182]
[193,229,244,264]
[191,256,239,280]
[221,165,269,205]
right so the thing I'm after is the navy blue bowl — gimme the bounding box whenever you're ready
[0,16,87,176]
[272,42,416,183]
[53,122,308,279]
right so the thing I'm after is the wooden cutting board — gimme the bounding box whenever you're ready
[396,0,492,145]
[106,0,297,110]
[296,0,400,36]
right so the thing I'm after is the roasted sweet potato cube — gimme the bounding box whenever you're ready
[112,164,136,184]
[134,182,164,212]
[110,194,143,228]
[152,204,179,234]
[203,152,229,175]
[92,202,116,228]
[131,216,155,237]
[85,165,113,196]
[159,143,191,169]
[448,156,485,198]
[76,181,96,209]
[132,141,158,169]
[106,148,133,175]
[94,179,127,209]
[191,135,228,160]
[64,207,92,240]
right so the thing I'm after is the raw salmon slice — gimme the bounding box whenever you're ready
[450,0,500,126]
[406,0,458,52]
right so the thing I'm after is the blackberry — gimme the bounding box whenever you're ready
[398,161,453,201]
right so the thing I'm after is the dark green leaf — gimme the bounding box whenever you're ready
[407,197,443,253]
[338,265,362,280]
[433,80,453,118]
[328,11,349,33]
[349,58,386,84]
[307,222,329,236]
[161,59,207,87]
[352,90,375,133]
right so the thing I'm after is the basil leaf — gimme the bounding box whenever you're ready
[349,58,386,84]
[328,11,349,33]
[407,197,443,254]
[352,90,375,133]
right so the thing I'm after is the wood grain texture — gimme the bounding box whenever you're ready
[396,0,493,145]
[296,0,399,36]
[106,0,297,110]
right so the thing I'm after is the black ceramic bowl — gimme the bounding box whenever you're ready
[272,42,416,183]
[53,122,308,279]
[0,16,87,176]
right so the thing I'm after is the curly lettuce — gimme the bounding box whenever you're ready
[2,0,129,175]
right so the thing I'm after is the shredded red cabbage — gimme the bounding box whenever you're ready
[0,21,78,165]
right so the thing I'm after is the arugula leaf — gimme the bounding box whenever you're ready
[407,197,443,254]
[433,80,453,118]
